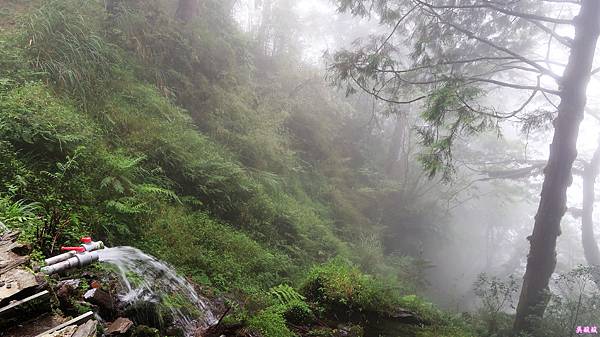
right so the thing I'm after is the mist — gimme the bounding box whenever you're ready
[1,0,600,337]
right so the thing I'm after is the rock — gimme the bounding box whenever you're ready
[83,287,114,311]
[56,279,81,297]
[72,319,98,337]
[388,307,425,325]
[9,242,31,256]
[90,280,101,289]
[0,268,39,304]
[334,324,363,337]
[54,279,81,312]
[107,317,134,335]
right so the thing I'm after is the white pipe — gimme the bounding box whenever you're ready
[40,251,99,275]
[44,251,77,265]
[82,241,104,252]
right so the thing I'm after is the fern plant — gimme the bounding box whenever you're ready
[270,284,306,306]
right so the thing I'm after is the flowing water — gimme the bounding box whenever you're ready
[97,246,217,336]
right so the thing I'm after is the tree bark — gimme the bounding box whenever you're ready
[581,140,600,287]
[513,1,600,334]
[176,0,199,23]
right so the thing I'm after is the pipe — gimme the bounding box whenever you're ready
[82,241,104,252]
[44,251,77,265]
[40,251,99,275]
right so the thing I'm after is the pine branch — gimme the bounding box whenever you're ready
[415,0,574,25]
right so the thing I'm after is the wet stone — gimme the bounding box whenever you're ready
[83,288,114,310]
[107,317,134,335]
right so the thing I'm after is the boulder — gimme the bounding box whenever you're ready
[107,317,134,335]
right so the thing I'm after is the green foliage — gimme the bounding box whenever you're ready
[248,305,295,337]
[472,273,519,337]
[0,195,41,230]
[417,81,497,181]
[24,0,119,106]
[0,2,478,336]
[269,284,314,325]
[270,284,306,306]
[531,266,600,337]
[398,295,443,324]
[301,259,404,316]
[140,208,293,292]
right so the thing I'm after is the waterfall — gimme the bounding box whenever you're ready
[97,246,217,336]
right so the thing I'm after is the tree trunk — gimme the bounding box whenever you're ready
[255,0,274,56]
[384,111,407,175]
[176,0,199,23]
[513,0,600,334]
[581,139,600,287]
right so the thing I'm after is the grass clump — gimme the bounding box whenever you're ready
[301,258,402,316]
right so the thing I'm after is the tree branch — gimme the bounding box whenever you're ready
[375,5,418,54]
[465,77,560,95]
[416,1,563,82]
[540,0,580,4]
[415,0,574,25]
[349,72,428,104]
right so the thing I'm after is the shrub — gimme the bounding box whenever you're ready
[301,259,402,317]
[248,305,295,337]
[269,284,314,325]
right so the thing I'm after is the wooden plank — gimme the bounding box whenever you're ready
[0,290,49,314]
[34,311,94,337]
[0,290,51,331]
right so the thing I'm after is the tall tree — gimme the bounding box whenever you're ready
[384,109,408,175]
[514,2,599,332]
[573,135,600,287]
[329,0,600,333]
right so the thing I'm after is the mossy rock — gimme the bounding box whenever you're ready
[132,325,161,337]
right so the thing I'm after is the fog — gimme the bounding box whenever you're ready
[3,0,600,336]
[233,0,600,312]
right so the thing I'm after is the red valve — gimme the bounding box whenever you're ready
[61,246,85,253]
[80,236,92,243]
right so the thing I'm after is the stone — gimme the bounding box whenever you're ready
[55,279,81,311]
[9,242,31,256]
[107,317,134,335]
[83,287,114,310]
[72,319,98,337]
[56,279,81,296]
[0,268,39,303]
